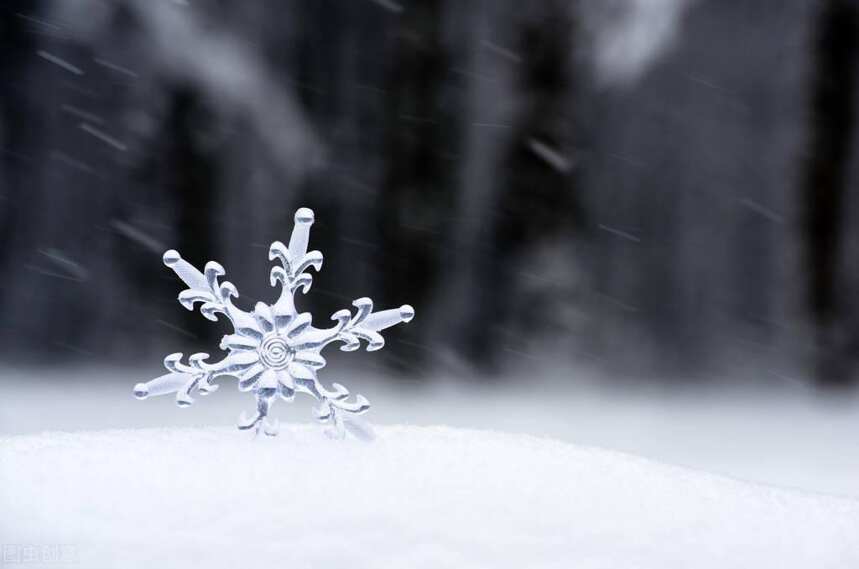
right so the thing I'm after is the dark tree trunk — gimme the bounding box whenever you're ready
[161,87,221,345]
[463,0,581,371]
[0,2,41,352]
[800,0,858,388]
[377,0,462,373]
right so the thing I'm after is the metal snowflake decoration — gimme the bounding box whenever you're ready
[133,207,414,439]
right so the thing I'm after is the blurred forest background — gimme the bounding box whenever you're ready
[2,0,859,390]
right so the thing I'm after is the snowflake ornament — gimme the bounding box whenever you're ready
[133,207,414,439]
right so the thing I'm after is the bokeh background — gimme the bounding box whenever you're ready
[2,0,859,495]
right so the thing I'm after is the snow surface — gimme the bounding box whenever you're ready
[2,425,857,569]
[5,366,859,498]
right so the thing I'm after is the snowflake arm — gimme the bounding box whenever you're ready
[133,207,415,440]
[293,298,415,353]
[133,350,258,407]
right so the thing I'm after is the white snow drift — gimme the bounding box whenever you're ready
[1,425,857,569]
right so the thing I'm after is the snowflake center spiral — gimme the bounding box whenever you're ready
[258,334,294,370]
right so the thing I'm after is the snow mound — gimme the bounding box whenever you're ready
[1,425,857,568]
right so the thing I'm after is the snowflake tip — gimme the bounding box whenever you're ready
[133,383,149,399]
[400,304,415,322]
[163,249,181,265]
[295,207,314,224]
